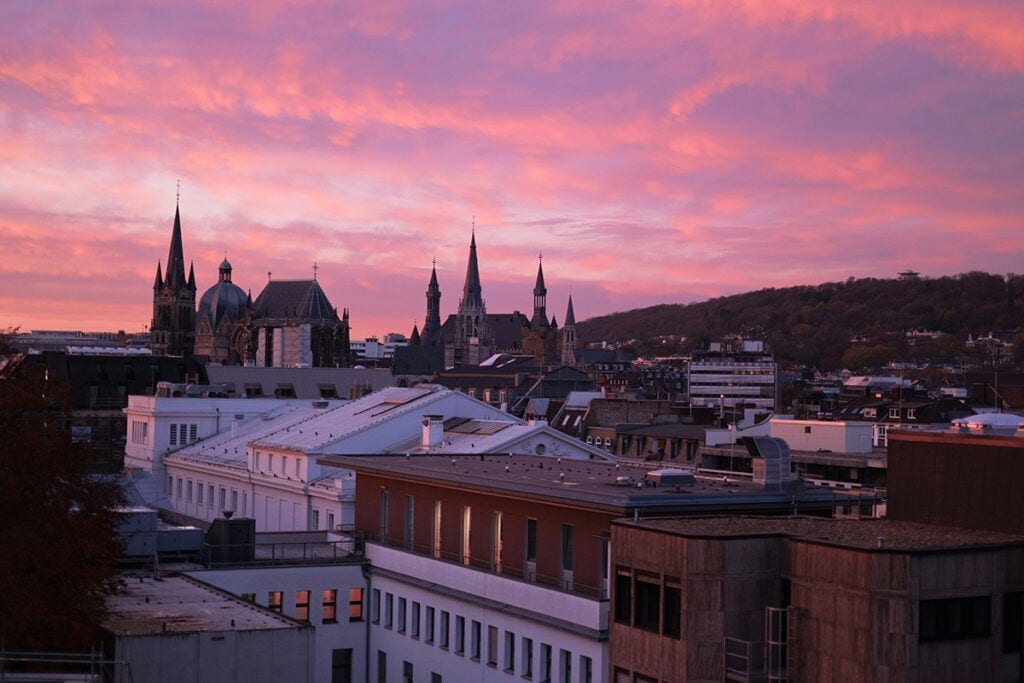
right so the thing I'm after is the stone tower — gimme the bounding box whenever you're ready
[150,204,196,357]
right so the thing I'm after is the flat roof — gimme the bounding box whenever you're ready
[616,516,1024,552]
[104,574,305,636]
[318,454,835,514]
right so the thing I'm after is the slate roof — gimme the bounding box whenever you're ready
[252,280,340,323]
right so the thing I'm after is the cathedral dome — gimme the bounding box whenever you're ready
[197,260,248,330]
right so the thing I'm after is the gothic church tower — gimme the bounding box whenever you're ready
[150,204,196,357]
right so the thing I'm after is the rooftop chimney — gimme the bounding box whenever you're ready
[422,415,444,450]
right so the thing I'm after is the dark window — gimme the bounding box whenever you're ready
[614,570,632,624]
[920,596,991,642]
[664,580,682,637]
[1004,592,1023,654]
[402,660,413,683]
[377,651,387,683]
[526,518,537,563]
[331,648,353,683]
[634,575,661,632]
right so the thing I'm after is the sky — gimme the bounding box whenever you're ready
[2,1,1023,340]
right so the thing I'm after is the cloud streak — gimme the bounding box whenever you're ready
[1,0,1022,338]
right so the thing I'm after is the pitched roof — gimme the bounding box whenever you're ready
[252,280,340,323]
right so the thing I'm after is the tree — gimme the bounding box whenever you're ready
[0,336,125,650]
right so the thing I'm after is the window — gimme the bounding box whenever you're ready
[268,453,274,471]
[919,596,991,642]
[504,630,515,671]
[282,456,288,475]
[349,587,364,621]
[559,649,571,683]
[615,569,632,624]
[425,605,435,643]
[268,591,283,613]
[560,524,574,589]
[241,592,256,602]
[167,476,173,496]
[313,509,320,530]
[397,597,407,633]
[255,452,260,470]
[295,457,301,478]
[664,579,682,638]
[186,480,193,502]
[804,425,811,434]
[384,593,393,629]
[411,601,421,638]
[889,407,901,419]
[169,423,178,446]
[176,477,182,500]
[455,615,466,655]
[439,610,450,649]
[539,643,552,683]
[491,511,503,572]
[1004,593,1023,655]
[525,518,538,579]
[231,489,238,512]
[197,481,204,505]
[322,589,338,623]
[371,589,381,623]
[432,500,442,558]
[208,484,214,508]
[461,505,472,565]
[430,674,441,683]
[404,495,415,550]
[522,637,534,678]
[486,624,498,666]
[219,487,226,511]
[579,655,592,683]
[331,649,353,683]
[402,660,413,683]
[296,590,310,622]
[472,620,482,661]
[380,489,390,542]
[328,512,335,530]
[908,408,917,420]
[377,650,387,683]
[634,575,661,632]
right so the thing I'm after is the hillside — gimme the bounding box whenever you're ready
[577,272,1024,369]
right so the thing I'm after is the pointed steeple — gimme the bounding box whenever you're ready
[561,294,577,368]
[531,254,548,329]
[164,204,188,290]
[187,261,196,291]
[423,260,442,341]
[153,261,163,290]
[461,230,483,308]
[410,325,421,346]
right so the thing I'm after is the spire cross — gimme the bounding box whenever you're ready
[313,262,319,280]
[176,179,181,204]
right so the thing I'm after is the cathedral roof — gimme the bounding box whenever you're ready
[197,266,248,330]
[252,280,340,323]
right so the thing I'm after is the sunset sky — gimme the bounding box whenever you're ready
[2,1,1023,339]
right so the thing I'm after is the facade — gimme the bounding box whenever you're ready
[687,339,778,412]
[242,280,351,368]
[610,516,1024,682]
[128,384,612,533]
[319,452,837,683]
[103,574,315,683]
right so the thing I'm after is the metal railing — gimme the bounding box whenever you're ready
[0,647,122,682]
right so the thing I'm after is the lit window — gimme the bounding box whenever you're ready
[322,589,338,623]
[268,591,283,613]
[296,590,310,622]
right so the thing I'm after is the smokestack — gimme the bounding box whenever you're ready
[422,415,444,449]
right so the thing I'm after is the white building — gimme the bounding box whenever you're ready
[687,339,778,412]
[128,385,614,534]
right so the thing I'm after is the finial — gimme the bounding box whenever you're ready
[539,251,543,261]
[267,271,272,282]
[472,215,476,232]
[176,179,181,204]
[313,262,319,280]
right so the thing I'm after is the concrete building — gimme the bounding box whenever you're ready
[102,574,315,683]
[688,339,778,413]
[318,452,838,683]
[610,516,1024,682]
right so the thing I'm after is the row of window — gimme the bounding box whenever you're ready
[613,568,682,638]
[171,476,238,514]
[380,494,581,585]
[253,451,304,480]
[130,419,149,445]
[169,422,198,446]
[251,587,364,624]
[371,588,592,682]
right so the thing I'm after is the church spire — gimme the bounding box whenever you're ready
[153,261,163,290]
[164,204,188,290]
[561,294,577,367]
[461,230,483,308]
[531,254,547,329]
[564,293,576,327]
[422,260,442,341]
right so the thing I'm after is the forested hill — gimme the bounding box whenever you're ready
[577,272,1024,369]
